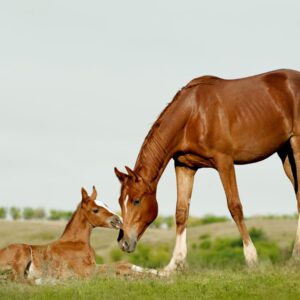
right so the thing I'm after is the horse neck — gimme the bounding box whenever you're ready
[59,205,92,244]
[134,92,190,185]
[134,130,172,186]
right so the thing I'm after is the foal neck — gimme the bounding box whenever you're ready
[59,205,93,244]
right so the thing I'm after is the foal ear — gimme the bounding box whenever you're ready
[125,166,142,182]
[81,187,88,201]
[91,185,97,200]
[114,167,128,182]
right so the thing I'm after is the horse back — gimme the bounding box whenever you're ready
[183,69,300,164]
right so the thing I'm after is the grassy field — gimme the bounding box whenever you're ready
[0,218,300,299]
[1,267,300,300]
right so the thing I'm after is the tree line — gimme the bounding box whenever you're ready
[0,207,72,221]
[0,206,230,228]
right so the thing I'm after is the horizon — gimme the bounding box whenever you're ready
[1,1,300,217]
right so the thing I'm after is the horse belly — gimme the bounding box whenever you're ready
[232,124,290,164]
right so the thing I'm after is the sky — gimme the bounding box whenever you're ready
[1,0,300,218]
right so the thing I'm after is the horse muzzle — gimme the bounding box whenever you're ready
[117,229,137,253]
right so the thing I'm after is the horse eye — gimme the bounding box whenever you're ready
[133,199,140,206]
[93,208,99,214]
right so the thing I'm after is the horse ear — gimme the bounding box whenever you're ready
[81,187,88,201]
[125,166,142,182]
[91,185,97,201]
[114,167,128,182]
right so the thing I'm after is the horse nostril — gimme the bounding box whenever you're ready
[123,240,129,250]
[117,229,124,242]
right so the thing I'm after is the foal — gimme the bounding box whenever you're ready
[0,186,122,282]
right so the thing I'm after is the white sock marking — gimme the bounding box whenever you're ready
[292,215,300,257]
[243,240,258,265]
[131,265,143,273]
[131,265,159,276]
[165,228,187,272]
[295,215,300,243]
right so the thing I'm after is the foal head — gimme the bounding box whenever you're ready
[114,167,158,253]
[81,186,122,229]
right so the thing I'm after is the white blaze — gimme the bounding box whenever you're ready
[94,200,115,215]
[124,195,129,214]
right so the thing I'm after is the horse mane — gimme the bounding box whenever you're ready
[135,74,221,173]
[134,90,182,172]
[144,90,181,141]
[185,75,221,88]
[143,75,220,143]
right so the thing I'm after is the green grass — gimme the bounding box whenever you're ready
[1,268,300,300]
[1,218,299,299]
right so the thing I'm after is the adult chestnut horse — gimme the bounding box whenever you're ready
[0,187,122,282]
[115,69,300,272]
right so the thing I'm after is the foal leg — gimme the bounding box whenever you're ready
[216,155,258,266]
[164,164,196,273]
[1,244,31,281]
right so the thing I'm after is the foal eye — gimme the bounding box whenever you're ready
[133,199,140,206]
[92,208,99,214]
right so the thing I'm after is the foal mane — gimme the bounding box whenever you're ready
[60,203,81,237]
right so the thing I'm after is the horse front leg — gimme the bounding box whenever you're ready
[164,164,196,273]
[216,154,258,266]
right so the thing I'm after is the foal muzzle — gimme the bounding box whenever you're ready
[109,215,123,229]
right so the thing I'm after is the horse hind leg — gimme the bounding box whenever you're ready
[277,141,296,189]
[281,137,300,259]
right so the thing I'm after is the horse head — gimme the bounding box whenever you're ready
[81,186,122,229]
[114,166,158,253]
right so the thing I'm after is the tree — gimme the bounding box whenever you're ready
[48,210,73,221]
[49,209,62,220]
[23,207,35,220]
[33,208,46,219]
[0,207,7,219]
[164,216,174,229]
[150,215,163,229]
[61,211,73,220]
[10,207,21,220]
